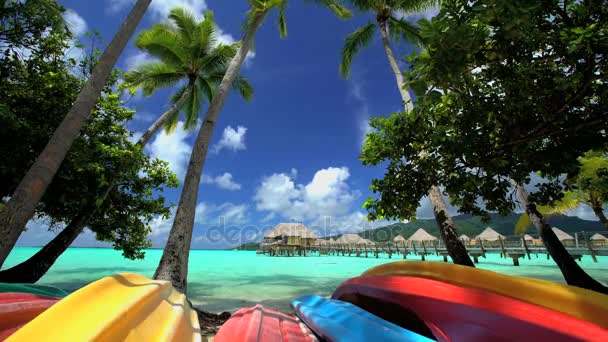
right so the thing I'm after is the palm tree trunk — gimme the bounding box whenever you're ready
[378,21,414,112]
[429,186,475,266]
[153,12,268,293]
[590,200,608,230]
[516,185,608,294]
[138,84,192,146]
[0,206,93,283]
[0,0,152,268]
[378,21,473,267]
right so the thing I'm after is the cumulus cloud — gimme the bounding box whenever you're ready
[124,51,155,71]
[146,122,193,179]
[63,9,88,37]
[211,126,247,154]
[397,7,440,22]
[254,167,359,222]
[201,172,241,191]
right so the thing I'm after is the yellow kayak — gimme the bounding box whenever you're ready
[7,273,201,342]
[363,261,608,329]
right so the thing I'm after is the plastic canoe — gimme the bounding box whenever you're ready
[291,294,434,342]
[333,275,608,342]
[6,273,200,342]
[214,304,317,342]
[0,293,60,340]
[362,261,608,329]
[0,283,68,299]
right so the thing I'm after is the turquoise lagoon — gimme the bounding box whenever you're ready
[3,247,607,313]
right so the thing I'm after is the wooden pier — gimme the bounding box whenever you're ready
[256,231,607,266]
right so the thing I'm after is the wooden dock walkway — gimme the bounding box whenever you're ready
[256,231,607,266]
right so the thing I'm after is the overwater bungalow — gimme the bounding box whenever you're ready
[459,234,472,246]
[590,233,607,247]
[476,227,505,241]
[263,223,318,256]
[335,233,366,245]
[393,235,406,243]
[551,227,574,245]
[408,228,438,243]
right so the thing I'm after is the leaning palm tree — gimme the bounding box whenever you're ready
[340,0,473,266]
[0,8,253,284]
[154,0,352,293]
[124,9,253,146]
[0,0,152,267]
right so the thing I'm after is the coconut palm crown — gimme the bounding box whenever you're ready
[123,8,253,133]
[339,0,437,78]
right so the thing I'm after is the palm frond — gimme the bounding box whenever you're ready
[393,0,440,14]
[169,7,198,45]
[232,75,254,101]
[164,86,188,134]
[197,77,215,103]
[306,0,353,19]
[515,213,532,235]
[192,11,218,58]
[183,83,202,130]
[387,15,422,46]
[135,24,188,67]
[277,1,288,38]
[340,22,376,78]
[198,43,237,71]
[123,63,185,96]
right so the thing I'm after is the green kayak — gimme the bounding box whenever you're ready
[0,283,68,298]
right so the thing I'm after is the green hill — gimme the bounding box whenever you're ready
[356,213,605,243]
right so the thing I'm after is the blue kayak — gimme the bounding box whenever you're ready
[291,294,434,342]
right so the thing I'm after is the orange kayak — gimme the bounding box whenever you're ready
[0,293,60,340]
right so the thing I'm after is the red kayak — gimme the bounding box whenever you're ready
[214,304,317,342]
[333,276,608,342]
[0,293,61,340]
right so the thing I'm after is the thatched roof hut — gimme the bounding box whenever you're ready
[361,238,376,245]
[591,233,607,241]
[264,223,318,239]
[551,227,574,241]
[408,228,438,242]
[459,234,471,241]
[523,234,535,241]
[335,233,366,244]
[475,227,505,241]
[393,235,406,242]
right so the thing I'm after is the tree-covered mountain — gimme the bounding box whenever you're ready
[356,213,605,243]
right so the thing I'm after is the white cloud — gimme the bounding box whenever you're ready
[146,122,193,179]
[125,51,155,71]
[63,9,88,37]
[195,202,248,225]
[211,126,247,154]
[254,167,359,223]
[398,7,440,22]
[201,172,241,190]
[346,71,373,147]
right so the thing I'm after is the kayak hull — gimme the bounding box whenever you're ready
[214,304,317,342]
[0,293,60,341]
[333,275,608,342]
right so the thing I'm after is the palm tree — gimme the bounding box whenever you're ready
[153,0,352,293]
[0,7,253,283]
[341,0,473,266]
[516,185,608,294]
[124,9,253,146]
[0,0,152,267]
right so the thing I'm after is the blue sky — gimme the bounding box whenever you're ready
[16,0,601,249]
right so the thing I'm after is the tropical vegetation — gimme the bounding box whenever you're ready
[0,0,607,302]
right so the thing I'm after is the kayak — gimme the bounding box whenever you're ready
[362,261,608,329]
[0,283,68,298]
[333,275,608,341]
[6,273,200,342]
[291,294,434,342]
[214,304,317,342]
[0,293,60,340]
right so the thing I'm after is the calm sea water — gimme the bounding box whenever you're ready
[3,247,607,313]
